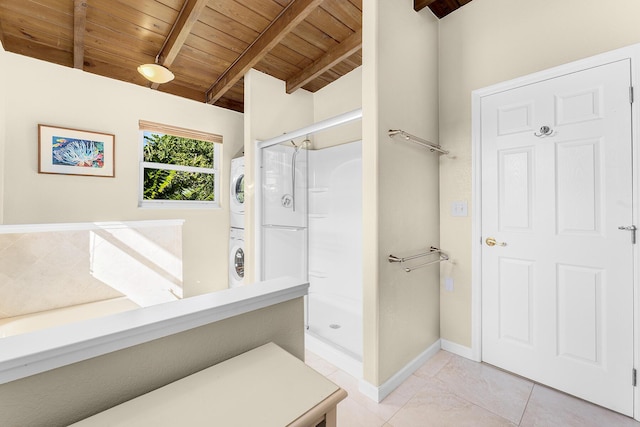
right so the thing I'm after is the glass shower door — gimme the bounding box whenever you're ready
[260,141,308,282]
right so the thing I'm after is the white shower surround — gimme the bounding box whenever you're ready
[256,111,364,379]
[306,141,363,362]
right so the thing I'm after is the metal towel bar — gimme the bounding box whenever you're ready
[388,246,449,273]
[388,129,449,155]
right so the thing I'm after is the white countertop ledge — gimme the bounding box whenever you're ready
[0,277,309,385]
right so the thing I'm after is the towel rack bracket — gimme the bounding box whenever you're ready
[388,246,449,272]
[388,129,449,156]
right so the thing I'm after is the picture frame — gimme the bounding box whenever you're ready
[38,124,115,177]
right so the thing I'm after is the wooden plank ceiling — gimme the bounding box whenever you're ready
[0,0,472,113]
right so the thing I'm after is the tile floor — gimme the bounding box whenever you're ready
[305,349,640,427]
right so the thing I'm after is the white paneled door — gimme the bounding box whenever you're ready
[481,60,634,415]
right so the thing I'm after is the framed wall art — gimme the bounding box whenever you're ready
[38,124,115,177]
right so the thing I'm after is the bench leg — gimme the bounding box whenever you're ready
[323,407,337,427]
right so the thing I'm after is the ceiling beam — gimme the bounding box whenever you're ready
[213,97,245,113]
[0,17,5,47]
[414,0,437,12]
[73,0,87,69]
[206,0,325,105]
[151,0,209,90]
[286,28,362,94]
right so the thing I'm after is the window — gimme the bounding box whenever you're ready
[139,121,222,208]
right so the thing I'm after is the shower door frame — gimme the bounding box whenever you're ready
[254,108,363,281]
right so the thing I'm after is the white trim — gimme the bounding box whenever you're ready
[0,219,185,234]
[472,45,640,98]
[358,378,381,403]
[471,89,483,363]
[139,200,220,209]
[138,130,221,209]
[358,339,441,403]
[441,339,474,360]
[141,161,217,175]
[254,138,263,281]
[305,332,363,379]
[0,277,309,385]
[471,42,640,420]
[630,46,640,424]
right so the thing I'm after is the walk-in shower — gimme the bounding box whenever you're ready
[256,109,363,377]
[306,140,362,370]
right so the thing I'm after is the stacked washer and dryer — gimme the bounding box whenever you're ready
[229,156,245,288]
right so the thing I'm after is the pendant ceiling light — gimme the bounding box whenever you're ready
[139,0,186,85]
[137,63,175,84]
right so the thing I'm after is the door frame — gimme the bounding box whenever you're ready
[471,43,640,420]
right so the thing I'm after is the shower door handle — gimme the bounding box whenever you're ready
[618,225,637,244]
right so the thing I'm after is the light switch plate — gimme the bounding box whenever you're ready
[451,201,468,217]
[445,277,454,292]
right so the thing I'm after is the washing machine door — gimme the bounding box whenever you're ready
[230,164,245,214]
[229,243,245,287]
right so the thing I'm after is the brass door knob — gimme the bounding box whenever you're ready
[486,237,507,247]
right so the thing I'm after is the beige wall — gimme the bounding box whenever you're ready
[0,298,304,427]
[1,52,243,297]
[243,69,314,283]
[313,67,363,149]
[439,0,640,347]
[363,0,440,385]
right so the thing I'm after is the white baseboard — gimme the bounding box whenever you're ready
[358,339,441,403]
[441,339,475,360]
[305,332,363,379]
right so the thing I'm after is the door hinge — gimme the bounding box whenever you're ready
[631,86,634,104]
[633,368,637,387]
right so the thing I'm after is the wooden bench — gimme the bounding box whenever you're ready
[71,342,347,427]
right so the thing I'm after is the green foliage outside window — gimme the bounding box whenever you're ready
[143,132,216,201]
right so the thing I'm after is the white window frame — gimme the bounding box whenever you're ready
[138,120,222,209]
